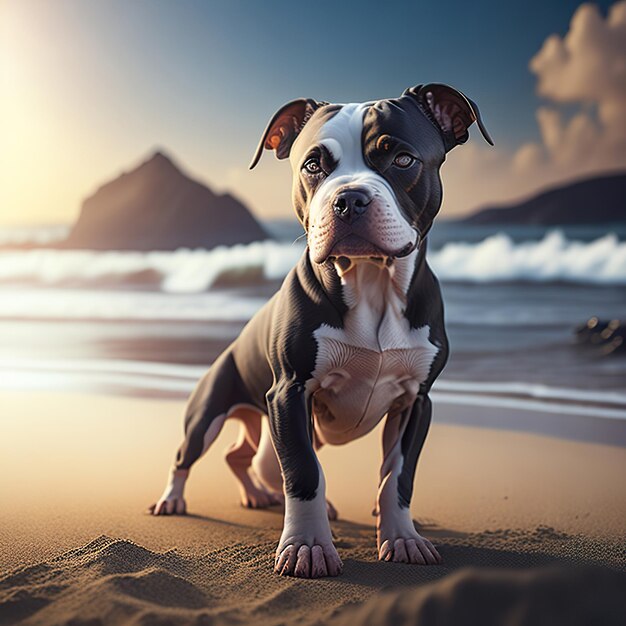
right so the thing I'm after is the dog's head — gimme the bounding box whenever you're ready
[250,84,492,271]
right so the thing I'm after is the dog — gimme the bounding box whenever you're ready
[150,83,492,578]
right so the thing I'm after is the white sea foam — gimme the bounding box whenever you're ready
[430,391,626,421]
[0,288,266,321]
[0,224,69,246]
[428,230,626,284]
[0,231,624,293]
[434,380,626,408]
[2,356,624,420]
[0,241,303,292]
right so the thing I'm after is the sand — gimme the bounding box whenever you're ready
[1,390,625,625]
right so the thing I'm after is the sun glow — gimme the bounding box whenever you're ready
[0,2,118,227]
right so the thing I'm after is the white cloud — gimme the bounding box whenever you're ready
[530,2,626,105]
[441,1,626,216]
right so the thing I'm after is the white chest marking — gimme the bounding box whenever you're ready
[309,257,439,445]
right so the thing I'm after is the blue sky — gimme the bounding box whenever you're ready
[59,0,611,148]
[0,0,619,224]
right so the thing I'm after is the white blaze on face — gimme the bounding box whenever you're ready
[299,103,417,263]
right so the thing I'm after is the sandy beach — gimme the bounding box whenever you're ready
[1,390,624,625]
[4,1,626,623]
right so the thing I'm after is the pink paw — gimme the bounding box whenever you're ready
[378,535,442,565]
[148,497,187,516]
[241,486,283,509]
[275,542,343,578]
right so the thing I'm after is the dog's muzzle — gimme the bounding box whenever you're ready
[307,180,419,266]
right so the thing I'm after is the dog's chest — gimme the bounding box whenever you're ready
[308,267,438,445]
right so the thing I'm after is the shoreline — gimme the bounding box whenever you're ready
[431,393,626,446]
[2,359,625,447]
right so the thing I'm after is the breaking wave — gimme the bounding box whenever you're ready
[0,231,624,292]
[0,241,304,293]
[429,231,626,284]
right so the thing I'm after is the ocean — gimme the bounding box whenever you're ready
[1,220,625,425]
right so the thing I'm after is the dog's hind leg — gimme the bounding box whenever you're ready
[225,408,282,509]
[150,350,244,516]
[252,417,284,496]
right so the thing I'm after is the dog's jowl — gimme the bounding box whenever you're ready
[150,83,493,578]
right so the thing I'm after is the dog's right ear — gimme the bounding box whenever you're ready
[249,98,322,169]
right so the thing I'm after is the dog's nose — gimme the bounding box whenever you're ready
[332,188,372,224]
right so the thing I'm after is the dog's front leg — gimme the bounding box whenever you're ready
[266,378,342,578]
[377,395,442,565]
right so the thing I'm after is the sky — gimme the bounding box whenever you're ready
[1,0,624,226]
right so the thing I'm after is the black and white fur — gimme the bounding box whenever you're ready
[150,83,493,578]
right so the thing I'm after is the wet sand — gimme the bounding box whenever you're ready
[1,390,625,625]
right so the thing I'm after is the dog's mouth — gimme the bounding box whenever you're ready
[324,234,417,276]
[328,254,392,276]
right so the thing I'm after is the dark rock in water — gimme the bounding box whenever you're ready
[62,151,268,251]
[575,317,625,355]
[463,172,626,225]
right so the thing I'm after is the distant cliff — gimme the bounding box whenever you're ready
[463,173,626,225]
[62,151,268,250]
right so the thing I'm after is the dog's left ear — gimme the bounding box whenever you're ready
[249,98,323,169]
[404,83,494,151]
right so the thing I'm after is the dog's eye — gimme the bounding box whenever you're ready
[393,153,416,169]
[303,158,322,174]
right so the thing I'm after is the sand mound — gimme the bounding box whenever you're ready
[0,537,210,625]
[1,526,624,626]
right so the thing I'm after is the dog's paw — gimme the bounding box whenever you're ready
[149,468,188,516]
[275,540,343,578]
[241,485,282,509]
[378,533,441,565]
[148,496,187,516]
